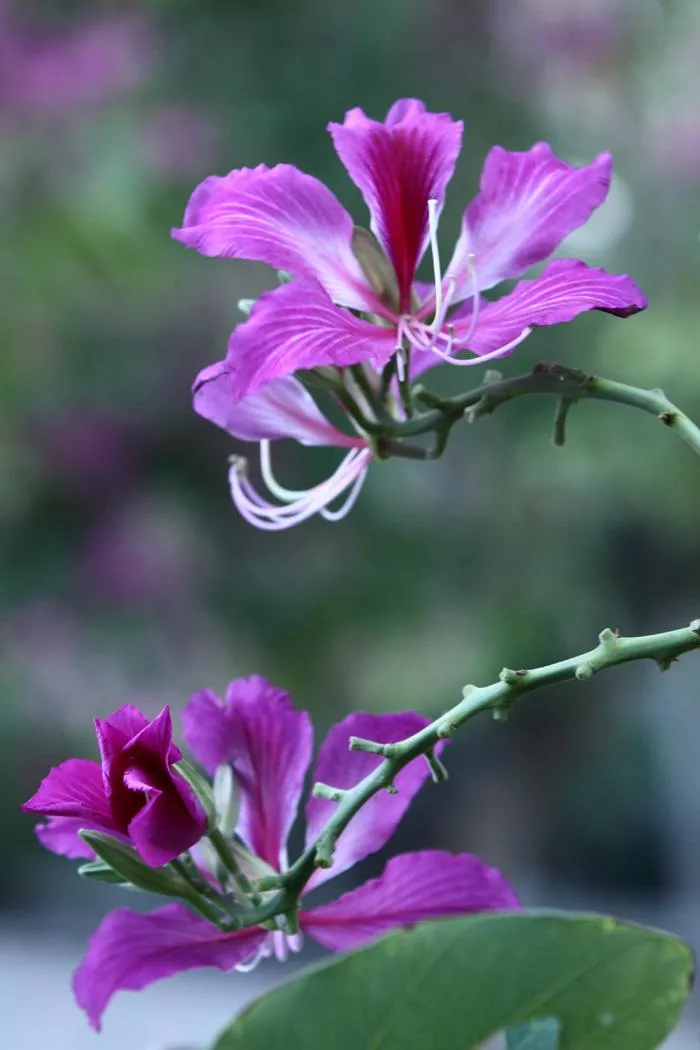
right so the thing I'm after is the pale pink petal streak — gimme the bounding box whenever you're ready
[301,850,520,951]
[171,164,375,310]
[73,904,266,1030]
[446,144,613,298]
[304,711,433,890]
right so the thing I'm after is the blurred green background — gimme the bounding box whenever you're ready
[3,0,700,1045]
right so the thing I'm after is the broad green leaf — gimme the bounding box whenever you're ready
[213,911,693,1050]
[506,1017,560,1049]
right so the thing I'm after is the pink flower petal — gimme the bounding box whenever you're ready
[302,850,519,952]
[172,163,375,311]
[193,363,364,448]
[73,904,266,1031]
[454,258,647,357]
[330,100,463,310]
[447,144,613,297]
[183,677,312,868]
[304,711,432,890]
[22,758,113,827]
[224,279,395,402]
[35,816,105,859]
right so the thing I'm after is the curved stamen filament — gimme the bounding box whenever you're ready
[427,198,443,331]
[428,327,533,367]
[229,448,372,531]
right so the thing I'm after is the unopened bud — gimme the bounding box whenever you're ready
[213,764,240,838]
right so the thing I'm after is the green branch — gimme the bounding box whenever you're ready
[223,619,700,932]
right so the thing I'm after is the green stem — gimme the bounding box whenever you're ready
[208,828,261,905]
[225,619,700,932]
[397,365,700,458]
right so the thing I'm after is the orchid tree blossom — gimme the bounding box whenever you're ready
[173,98,646,406]
[72,676,518,1029]
[193,363,374,530]
[23,705,207,868]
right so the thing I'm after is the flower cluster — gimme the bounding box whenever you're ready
[174,98,646,528]
[24,677,517,1029]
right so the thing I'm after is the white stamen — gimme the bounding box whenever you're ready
[320,464,368,521]
[429,327,533,367]
[460,253,482,343]
[235,943,270,973]
[396,348,406,382]
[229,448,372,531]
[260,440,310,501]
[428,195,442,329]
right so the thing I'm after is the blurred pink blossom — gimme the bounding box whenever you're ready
[0,11,153,115]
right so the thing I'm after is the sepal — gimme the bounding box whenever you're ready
[78,831,191,897]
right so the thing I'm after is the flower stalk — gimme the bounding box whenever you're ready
[224,619,700,933]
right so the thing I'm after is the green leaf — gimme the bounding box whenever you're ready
[507,1017,560,1049]
[213,911,693,1050]
[78,831,188,897]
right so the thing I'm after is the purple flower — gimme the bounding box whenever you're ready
[23,705,207,868]
[73,677,518,1029]
[173,98,646,405]
[194,365,373,529]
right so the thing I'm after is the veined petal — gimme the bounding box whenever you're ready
[224,279,395,402]
[172,163,376,311]
[22,758,113,826]
[183,677,312,868]
[301,850,519,952]
[304,711,432,890]
[447,144,613,297]
[453,259,647,356]
[73,904,266,1031]
[329,100,463,310]
[193,364,364,448]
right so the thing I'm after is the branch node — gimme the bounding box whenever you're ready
[385,783,399,795]
[690,619,700,635]
[492,704,510,723]
[437,720,456,739]
[315,831,337,869]
[312,782,346,803]
[656,655,678,672]
[348,736,394,756]
[575,662,595,681]
[598,627,618,648]
[658,410,677,427]
[499,667,520,686]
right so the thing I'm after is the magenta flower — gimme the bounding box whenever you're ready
[23,705,207,868]
[73,677,518,1029]
[194,365,373,529]
[173,98,646,405]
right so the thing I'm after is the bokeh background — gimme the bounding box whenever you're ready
[3,0,700,1046]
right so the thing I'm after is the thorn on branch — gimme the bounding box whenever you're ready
[598,627,618,648]
[656,655,678,672]
[424,748,449,783]
[689,619,700,635]
[312,782,346,803]
[348,736,398,758]
[552,397,574,447]
[314,831,336,869]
